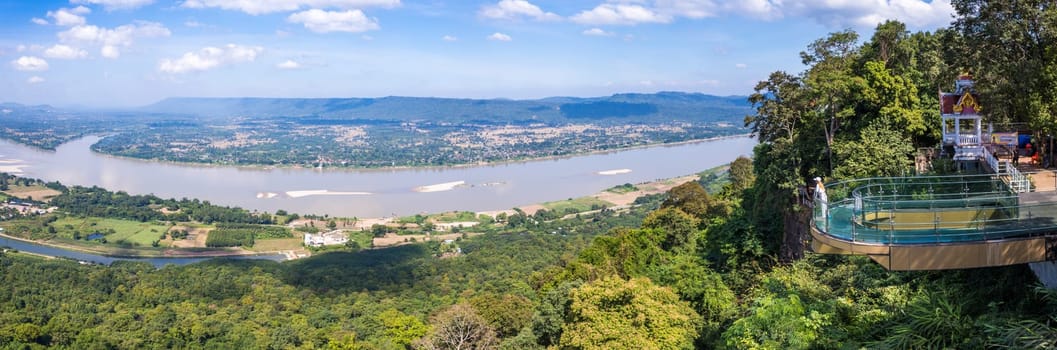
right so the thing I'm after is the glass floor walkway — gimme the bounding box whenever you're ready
[813,174,1057,245]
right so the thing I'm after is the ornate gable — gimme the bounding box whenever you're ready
[953,91,981,114]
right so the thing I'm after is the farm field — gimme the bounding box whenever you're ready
[51,216,171,247]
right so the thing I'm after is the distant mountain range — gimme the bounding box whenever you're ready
[139,92,751,124]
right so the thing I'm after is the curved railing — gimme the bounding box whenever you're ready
[813,173,1057,245]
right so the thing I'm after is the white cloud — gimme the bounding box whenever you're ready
[101,45,120,58]
[488,32,512,41]
[442,35,457,41]
[181,0,400,15]
[27,76,45,84]
[31,18,48,25]
[58,21,171,59]
[479,0,560,21]
[582,28,613,36]
[571,3,671,25]
[568,0,953,29]
[277,59,301,69]
[184,20,204,27]
[11,56,49,71]
[158,44,263,74]
[735,63,747,69]
[287,9,380,33]
[47,6,92,27]
[44,44,88,59]
[688,0,953,29]
[800,0,956,29]
[72,0,155,10]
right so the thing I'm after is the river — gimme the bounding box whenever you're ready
[0,236,285,267]
[0,136,757,218]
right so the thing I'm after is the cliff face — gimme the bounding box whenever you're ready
[1030,239,1057,289]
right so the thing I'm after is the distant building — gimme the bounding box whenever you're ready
[435,221,479,232]
[304,230,349,247]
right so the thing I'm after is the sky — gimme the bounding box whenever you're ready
[1,0,957,107]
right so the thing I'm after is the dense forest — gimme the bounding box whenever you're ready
[2,156,1055,349]
[4,2,1057,349]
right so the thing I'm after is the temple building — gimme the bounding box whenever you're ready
[940,73,985,163]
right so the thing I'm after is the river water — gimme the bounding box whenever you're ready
[0,136,757,218]
[0,236,285,267]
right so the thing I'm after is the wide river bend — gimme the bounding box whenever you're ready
[0,136,756,218]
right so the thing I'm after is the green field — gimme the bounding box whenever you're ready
[542,197,613,215]
[430,211,479,223]
[52,216,171,247]
[246,238,302,252]
[348,230,373,249]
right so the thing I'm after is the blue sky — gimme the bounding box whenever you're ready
[1,0,956,107]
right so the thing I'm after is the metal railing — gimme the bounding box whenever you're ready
[984,145,1000,170]
[982,146,1030,193]
[813,173,1057,245]
[959,134,980,145]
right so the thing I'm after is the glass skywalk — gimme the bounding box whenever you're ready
[813,174,1057,244]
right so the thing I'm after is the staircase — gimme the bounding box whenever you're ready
[985,146,1031,193]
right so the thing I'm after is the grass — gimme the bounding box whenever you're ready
[52,216,171,247]
[431,211,479,223]
[2,184,61,201]
[246,238,302,252]
[542,197,613,215]
[348,230,373,249]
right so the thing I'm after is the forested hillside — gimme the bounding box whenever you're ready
[142,92,750,124]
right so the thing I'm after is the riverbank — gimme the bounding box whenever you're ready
[0,169,708,263]
[0,231,265,259]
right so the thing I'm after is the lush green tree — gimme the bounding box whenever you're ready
[862,20,910,67]
[641,207,700,252]
[745,70,820,263]
[468,293,534,338]
[643,254,736,346]
[833,123,915,179]
[661,182,711,219]
[727,156,755,194]
[856,60,926,137]
[721,295,828,350]
[559,276,700,350]
[378,309,430,347]
[371,224,389,237]
[801,29,861,173]
[951,0,1057,129]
